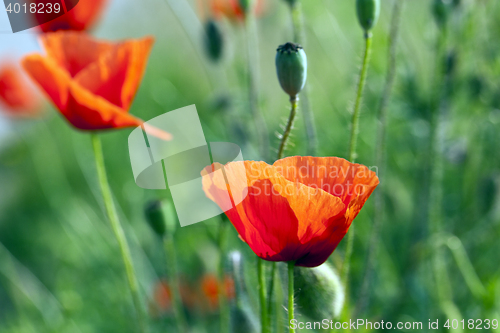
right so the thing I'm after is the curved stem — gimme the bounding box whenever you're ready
[356,0,404,315]
[289,3,317,155]
[341,33,373,286]
[287,261,295,333]
[277,96,299,160]
[163,235,188,333]
[257,259,269,333]
[91,134,145,333]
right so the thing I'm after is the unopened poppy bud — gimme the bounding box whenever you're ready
[294,263,344,320]
[275,42,307,98]
[356,0,380,33]
[283,0,298,7]
[432,0,451,27]
[227,251,259,333]
[204,19,224,63]
[144,200,177,237]
[238,0,254,15]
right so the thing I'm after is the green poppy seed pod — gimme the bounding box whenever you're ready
[204,19,224,63]
[226,251,259,333]
[356,0,380,33]
[275,42,307,98]
[144,200,177,237]
[432,0,451,27]
[294,263,345,321]
[238,0,254,15]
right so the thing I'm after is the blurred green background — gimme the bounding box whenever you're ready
[1,0,500,332]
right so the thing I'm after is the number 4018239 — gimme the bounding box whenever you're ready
[444,319,498,330]
[5,2,61,14]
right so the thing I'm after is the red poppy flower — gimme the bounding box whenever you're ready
[0,62,41,117]
[21,32,169,138]
[35,0,108,33]
[202,157,379,268]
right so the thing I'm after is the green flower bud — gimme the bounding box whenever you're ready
[238,0,254,15]
[144,200,177,237]
[275,42,307,98]
[356,0,380,33]
[204,19,224,63]
[432,0,451,27]
[283,0,298,7]
[294,263,344,321]
[226,252,259,333]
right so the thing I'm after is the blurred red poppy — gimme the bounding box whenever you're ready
[0,62,41,117]
[22,32,169,138]
[154,280,172,312]
[201,274,235,310]
[203,0,266,22]
[35,0,108,33]
[202,157,379,267]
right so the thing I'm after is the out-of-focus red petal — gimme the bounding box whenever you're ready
[22,54,70,112]
[74,37,154,110]
[0,63,41,115]
[37,0,108,33]
[39,32,114,77]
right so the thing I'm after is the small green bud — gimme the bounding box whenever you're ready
[275,42,307,98]
[238,0,254,15]
[226,252,259,333]
[144,200,177,237]
[294,263,344,321]
[432,0,451,27]
[204,19,224,63]
[283,0,298,7]
[356,0,380,33]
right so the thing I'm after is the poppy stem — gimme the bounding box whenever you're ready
[257,258,269,333]
[217,219,230,333]
[266,262,276,331]
[277,96,299,160]
[90,134,146,333]
[163,234,189,333]
[289,1,318,155]
[287,261,295,333]
[341,33,373,287]
[355,0,404,316]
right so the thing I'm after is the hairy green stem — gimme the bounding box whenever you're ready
[341,33,373,286]
[163,235,188,333]
[257,259,269,333]
[289,2,317,155]
[288,261,295,333]
[91,134,145,333]
[356,0,404,316]
[278,96,299,160]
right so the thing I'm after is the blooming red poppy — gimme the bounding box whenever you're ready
[22,32,169,138]
[0,62,41,117]
[35,0,108,33]
[202,157,379,268]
